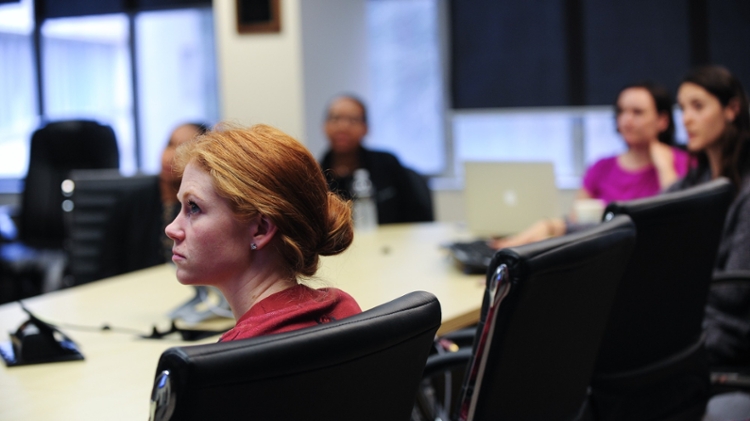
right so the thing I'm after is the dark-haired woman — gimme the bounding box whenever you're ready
[671,66,750,365]
[165,124,361,342]
[495,82,691,247]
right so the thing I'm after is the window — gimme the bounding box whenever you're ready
[0,0,36,180]
[455,107,626,189]
[366,0,445,175]
[42,14,135,172]
[0,0,218,187]
[365,0,671,189]
[136,8,219,174]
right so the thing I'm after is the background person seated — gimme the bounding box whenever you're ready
[495,81,691,248]
[319,95,432,224]
[98,123,207,279]
[165,123,361,341]
[671,65,750,366]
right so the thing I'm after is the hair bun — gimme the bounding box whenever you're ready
[318,192,354,256]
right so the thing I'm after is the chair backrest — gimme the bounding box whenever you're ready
[149,291,442,421]
[20,120,119,248]
[64,170,158,285]
[459,215,636,420]
[594,178,733,373]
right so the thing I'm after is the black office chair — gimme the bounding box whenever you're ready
[0,120,119,299]
[149,291,442,421]
[20,120,120,249]
[63,170,158,285]
[417,214,636,420]
[590,178,734,421]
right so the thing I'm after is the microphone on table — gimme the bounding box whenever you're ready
[0,301,84,367]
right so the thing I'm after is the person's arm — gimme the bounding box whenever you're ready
[490,217,566,249]
[650,142,679,190]
[576,188,593,200]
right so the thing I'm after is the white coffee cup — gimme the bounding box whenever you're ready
[573,199,606,224]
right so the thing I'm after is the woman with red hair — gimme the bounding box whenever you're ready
[165,124,361,341]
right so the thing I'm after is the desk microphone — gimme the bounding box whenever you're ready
[0,301,84,367]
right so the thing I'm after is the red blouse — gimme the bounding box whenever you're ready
[219,284,362,342]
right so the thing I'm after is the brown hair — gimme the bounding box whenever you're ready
[174,123,354,278]
[614,81,676,145]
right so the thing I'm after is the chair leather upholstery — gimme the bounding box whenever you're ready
[150,290,441,421]
[458,215,636,420]
[591,178,734,420]
[20,120,119,249]
[64,170,158,285]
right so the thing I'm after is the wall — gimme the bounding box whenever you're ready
[299,0,369,160]
[213,0,305,138]
[213,0,368,153]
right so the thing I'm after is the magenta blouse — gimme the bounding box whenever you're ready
[582,147,691,203]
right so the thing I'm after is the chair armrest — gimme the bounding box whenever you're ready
[423,348,473,379]
[712,371,750,388]
[439,327,477,348]
[712,271,750,287]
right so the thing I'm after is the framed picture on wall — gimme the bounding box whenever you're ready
[236,0,281,34]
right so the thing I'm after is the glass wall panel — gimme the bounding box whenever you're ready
[136,8,219,174]
[366,0,444,174]
[42,14,135,173]
[0,0,37,179]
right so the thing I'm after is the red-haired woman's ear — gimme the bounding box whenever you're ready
[247,214,278,251]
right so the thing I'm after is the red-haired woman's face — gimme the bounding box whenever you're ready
[615,87,668,148]
[165,162,255,287]
[324,98,367,155]
[678,82,733,154]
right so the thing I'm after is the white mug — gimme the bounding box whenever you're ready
[573,199,606,224]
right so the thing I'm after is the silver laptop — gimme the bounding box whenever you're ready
[464,161,560,237]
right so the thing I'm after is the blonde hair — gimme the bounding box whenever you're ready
[174,123,353,278]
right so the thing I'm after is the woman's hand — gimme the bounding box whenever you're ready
[649,141,679,189]
[490,217,565,249]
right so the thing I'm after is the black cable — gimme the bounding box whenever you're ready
[55,322,144,336]
[16,301,228,341]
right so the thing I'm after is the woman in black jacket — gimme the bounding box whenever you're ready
[671,65,750,365]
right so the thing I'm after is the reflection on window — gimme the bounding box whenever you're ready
[366,0,444,175]
[0,0,36,179]
[42,14,134,173]
[136,8,218,174]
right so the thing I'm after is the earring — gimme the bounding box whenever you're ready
[251,243,257,250]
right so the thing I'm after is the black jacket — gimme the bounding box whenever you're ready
[320,147,432,224]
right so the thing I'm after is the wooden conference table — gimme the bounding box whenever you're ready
[0,222,485,421]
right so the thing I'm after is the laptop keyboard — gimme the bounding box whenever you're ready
[447,240,496,274]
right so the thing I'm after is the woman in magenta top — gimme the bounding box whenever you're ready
[496,82,691,248]
[581,81,691,204]
[165,124,361,342]
[582,152,691,203]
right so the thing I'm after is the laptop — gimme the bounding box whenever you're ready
[449,161,560,273]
